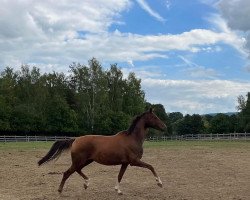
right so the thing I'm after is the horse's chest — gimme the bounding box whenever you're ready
[138,148,143,158]
[128,146,143,159]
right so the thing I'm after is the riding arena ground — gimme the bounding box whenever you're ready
[0,141,249,200]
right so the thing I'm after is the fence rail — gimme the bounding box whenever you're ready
[0,135,73,142]
[0,133,250,143]
[147,133,250,142]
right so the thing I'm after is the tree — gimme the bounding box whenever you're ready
[0,68,17,131]
[168,112,183,123]
[45,95,78,132]
[228,114,240,133]
[0,59,146,136]
[174,114,204,135]
[240,92,250,132]
[236,94,246,112]
[106,64,124,112]
[123,72,145,116]
[0,67,18,107]
[236,92,250,132]
[209,114,231,134]
[69,58,109,133]
[0,96,11,130]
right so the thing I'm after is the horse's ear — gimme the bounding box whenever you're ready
[149,108,153,113]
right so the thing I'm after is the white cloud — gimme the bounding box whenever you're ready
[1,27,246,72]
[0,0,131,38]
[0,0,247,72]
[217,0,250,32]
[136,0,165,22]
[183,66,219,79]
[1,0,249,114]
[207,14,248,56]
[178,56,220,79]
[0,0,131,70]
[121,65,166,79]
[142,78,250,114]
[216,0,250,59]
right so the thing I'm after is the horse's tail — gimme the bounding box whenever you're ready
[38,139,75,166]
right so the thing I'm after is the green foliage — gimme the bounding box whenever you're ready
[45,95,78,132]
[0,58,146,135]
[174,114,205,135]
[239,92,250,132]
[168,112,183,123]
[1,59,247,136]
[0,96,11,130]
[209,114,231,134]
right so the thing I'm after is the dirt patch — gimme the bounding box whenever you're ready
[0,144,250,200]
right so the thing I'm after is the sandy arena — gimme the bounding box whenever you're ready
[0,141,249,200]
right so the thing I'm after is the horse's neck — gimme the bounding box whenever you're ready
[131,120,147,145]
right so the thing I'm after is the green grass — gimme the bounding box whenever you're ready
[0,140,249,151]
[0,141,54,150]
[144,140,250,149]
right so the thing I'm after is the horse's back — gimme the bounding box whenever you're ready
[71,135,108,153]
[72,133,127,151]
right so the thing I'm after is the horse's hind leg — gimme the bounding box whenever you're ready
[58,165,75,193]
[76,159,93,189]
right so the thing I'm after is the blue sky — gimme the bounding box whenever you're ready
[1,0,250,114]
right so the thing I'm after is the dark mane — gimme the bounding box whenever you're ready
[127,112,147,134]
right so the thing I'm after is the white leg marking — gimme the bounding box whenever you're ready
[84,178,89,189]
[115,182,123,195]
[156,177,163,187]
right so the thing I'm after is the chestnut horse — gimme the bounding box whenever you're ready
[38,108,166,195]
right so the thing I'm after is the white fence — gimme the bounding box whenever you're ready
[0,135,73,142]
[0,133,249,143]
[147,133,250,141]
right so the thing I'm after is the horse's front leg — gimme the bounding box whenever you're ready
[115,163,128,195]
[130,159,162,187]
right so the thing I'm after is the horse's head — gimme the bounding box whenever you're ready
[144,108,167,131]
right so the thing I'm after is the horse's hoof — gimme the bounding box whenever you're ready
[84,184,88,189]
[58,189,62,193]
[157,182,163,188]
[118,191,123,195]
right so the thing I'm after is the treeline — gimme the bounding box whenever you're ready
[148,93,250,136]
[0,58,145,136]
[0,58,249,136]
[143,104,249,137]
